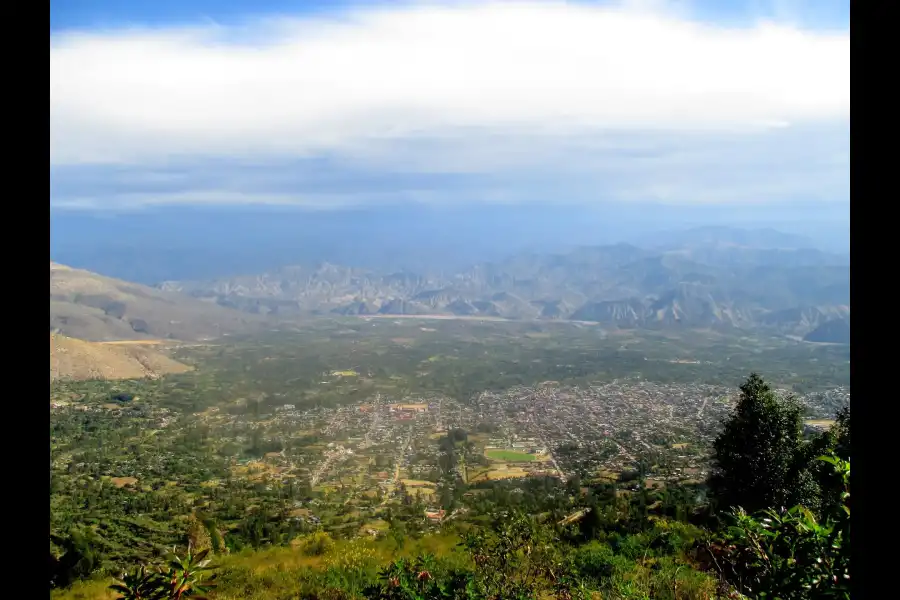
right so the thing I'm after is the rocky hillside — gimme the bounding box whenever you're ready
[803,317,851,344]
[51,262,262,341]
[50,334,191,381]
[159,242,850,339]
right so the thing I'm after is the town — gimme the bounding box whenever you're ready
[49,368,850,580]
[58,378,842,529]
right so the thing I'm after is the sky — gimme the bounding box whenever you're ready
[49,0,850,213]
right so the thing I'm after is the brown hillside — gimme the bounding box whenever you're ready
[50,333,192,381]
[50,262,261,341]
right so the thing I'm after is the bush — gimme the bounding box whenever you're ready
[708,455,850,600]
[572,541,620,583]
[301,531,336,557]
[609,532,650,561]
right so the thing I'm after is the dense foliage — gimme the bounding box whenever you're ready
[708,374,818,514]
[707,457,850,599]
[100,507,721,600]
[704,374,851,599]
[111,545,217,600]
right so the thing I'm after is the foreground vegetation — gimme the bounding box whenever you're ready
[52,361,850,599]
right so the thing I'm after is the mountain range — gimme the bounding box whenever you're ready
[155,234,850,342]
[50,207,851,284]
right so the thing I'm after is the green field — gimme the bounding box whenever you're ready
[485,449,537,462]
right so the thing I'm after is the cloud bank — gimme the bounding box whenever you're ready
[49,0,849,209]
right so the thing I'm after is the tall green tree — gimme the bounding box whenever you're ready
[832,405,850,460]
[708,373,816,514]
[806,405,851,516]
[50,529,103,588]
[186,515,213,555]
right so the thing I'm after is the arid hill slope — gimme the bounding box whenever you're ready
[50,262,260,341]
[50,334,192,381]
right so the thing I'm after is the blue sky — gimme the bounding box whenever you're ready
[50,0,850,31]
[50,0,849,213]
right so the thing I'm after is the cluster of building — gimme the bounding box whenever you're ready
[56,379,848,508]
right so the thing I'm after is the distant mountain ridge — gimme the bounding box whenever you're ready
[640,226,818,251]
[50,207,851,284]
[158,234,850,340]
[803,317,851,344]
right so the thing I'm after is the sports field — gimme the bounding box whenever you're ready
[485,449,537,462]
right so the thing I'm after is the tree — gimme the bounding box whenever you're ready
[832,405,850,460]
[708,373,815,514]
[50,529,102,588]
[806,405,851,517]
[708,455,850,599]
[186,515,213,555]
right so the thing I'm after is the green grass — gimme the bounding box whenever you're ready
[51,578,118,600]
[485,449,537,462]
[51,531,468,600]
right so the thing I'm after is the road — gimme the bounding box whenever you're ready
[380,428,413,506]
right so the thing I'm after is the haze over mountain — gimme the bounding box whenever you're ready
[156,228,849,342]
[50,205,850,285]
[803,316,850,344]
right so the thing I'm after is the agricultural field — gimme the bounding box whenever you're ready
[50,317,850,577]
[485,449,538,462]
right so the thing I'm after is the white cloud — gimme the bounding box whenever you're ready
[50,190,365,210]
[50,1,848,168]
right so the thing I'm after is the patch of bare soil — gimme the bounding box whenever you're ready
[50,333,192,381]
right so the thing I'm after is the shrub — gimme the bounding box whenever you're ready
[572,542,620,583]
[708,455,850,600]
[302,532,336,557]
